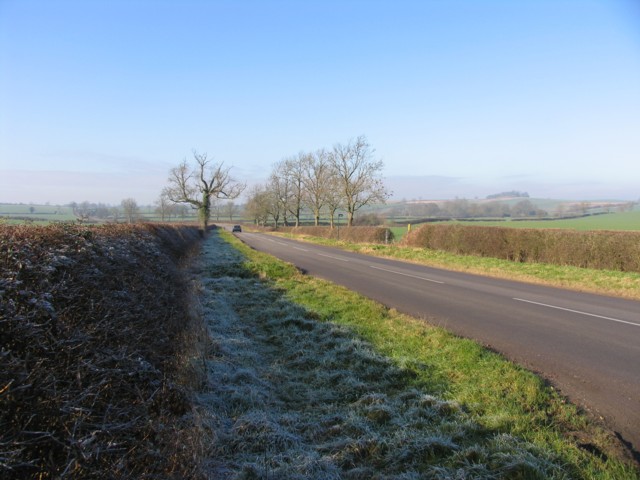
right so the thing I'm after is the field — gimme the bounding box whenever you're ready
[445,210,640,231]
[0,202,201,224]
[384,211,639,243]
[0,203,77,223]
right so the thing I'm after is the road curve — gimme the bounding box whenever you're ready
[235,230,640,456]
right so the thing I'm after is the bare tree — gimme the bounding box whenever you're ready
[224,201,239,222]
[329,136,390,226]
[269,168,292,226]
[302,148,334,226]
[154,193,174,222]
[285,155,305,227]
[164,151,246,232]
[324,173,344,228]
[121,198,139,223]
[70,201,94,223]
[245,184,275,227]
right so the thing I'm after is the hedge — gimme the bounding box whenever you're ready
[276,225,394,244]
[1,223,204,478]
[402,224,640,272]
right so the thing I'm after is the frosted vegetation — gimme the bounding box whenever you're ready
[192,233,571,479]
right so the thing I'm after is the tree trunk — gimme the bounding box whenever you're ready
[347,211,354,226]
[199,193,211,233]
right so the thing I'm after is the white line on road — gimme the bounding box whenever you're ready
[294,247,309,252]
[369,265,444,284]
[513,298,640,328]
[276,241,288,246]
[316,253,350,262]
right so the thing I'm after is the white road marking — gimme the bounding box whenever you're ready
[317,253,350,262]
[294,247,309,252]
[513,298,640,328]
[276,241,288,246]
[369,265,444,284]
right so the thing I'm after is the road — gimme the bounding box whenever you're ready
[234,230,640,457]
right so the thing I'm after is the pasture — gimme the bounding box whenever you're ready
[447,211,640,231]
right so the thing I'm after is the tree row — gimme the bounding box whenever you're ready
[244,136,390,228]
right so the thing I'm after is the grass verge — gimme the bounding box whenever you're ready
[270,232,640,301]
[219,229,639,478]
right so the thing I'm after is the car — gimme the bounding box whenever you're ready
[232,225,242,232]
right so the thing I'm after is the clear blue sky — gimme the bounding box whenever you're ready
[1,0,639,204]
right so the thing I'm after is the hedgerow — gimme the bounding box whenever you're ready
[403,224,640,272]
[0,223,204,478]
[276,225,394,244]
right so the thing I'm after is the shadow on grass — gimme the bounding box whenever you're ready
[193,230,581,479]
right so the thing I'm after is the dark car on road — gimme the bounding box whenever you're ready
[232,225,242,232]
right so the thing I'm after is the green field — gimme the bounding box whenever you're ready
[384,211,640,240]
[0,204,77,223]
[446,211,640,231]
[0,203,201,225]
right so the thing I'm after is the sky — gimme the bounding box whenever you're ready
[1,0,639,205]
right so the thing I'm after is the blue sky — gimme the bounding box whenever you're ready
[1,0,639,204]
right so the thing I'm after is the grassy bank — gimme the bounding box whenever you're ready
[220,230,639,478]
[272,232,640,301]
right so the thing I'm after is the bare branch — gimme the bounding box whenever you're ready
[164,151,246,232]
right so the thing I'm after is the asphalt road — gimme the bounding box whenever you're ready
[234,230,640,456]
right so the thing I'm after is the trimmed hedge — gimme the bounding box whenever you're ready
[402,224,640,272]
[276,225,394,244]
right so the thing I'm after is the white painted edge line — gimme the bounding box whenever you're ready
[316,253,350,262]
[513,298,640,328]
[370,265,444,284]
[276,241,288,246]
[294,247,309,252]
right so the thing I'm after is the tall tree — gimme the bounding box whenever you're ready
[272,157,305,227]
[329,136,390,226]
[269,167,292,226]
[164,151,245,232]
[302,149,333,226]
[324,172,344,228]
[285,155,305,227]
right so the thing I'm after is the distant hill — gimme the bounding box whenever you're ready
[486,191,529,199]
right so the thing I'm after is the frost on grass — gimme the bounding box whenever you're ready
[194,232,572,479]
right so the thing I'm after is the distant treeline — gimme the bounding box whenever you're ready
[391,198,547,220]
[402,224,640,273]
[486,191,529,199]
